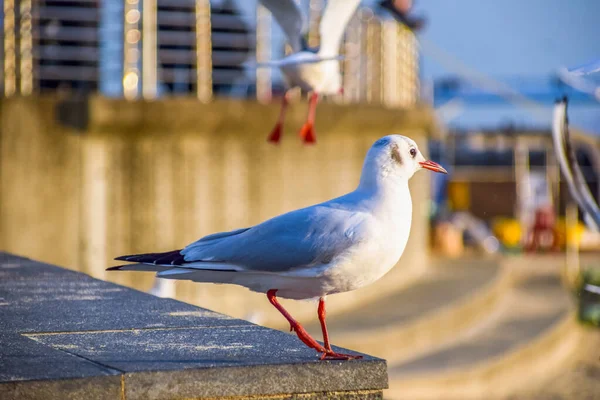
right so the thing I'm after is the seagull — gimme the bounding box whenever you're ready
[552,98,600,231]
[108,135,447,360]
[258,0,361,144]
[568,58,600,76]
[557,59,600,102]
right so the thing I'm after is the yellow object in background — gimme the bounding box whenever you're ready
[555,218,586,248]
[448,181,470,211]
[492,218,522,247]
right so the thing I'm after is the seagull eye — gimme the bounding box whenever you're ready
[409,148,417,158]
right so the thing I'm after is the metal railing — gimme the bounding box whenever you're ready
[1,0,419,108]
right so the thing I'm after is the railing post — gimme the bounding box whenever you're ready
[3,0,17,96]
[341,12,361,104]
[142,0,158,99]
[19,0,33,95]
[195,0,212,103]
[123,0,142,100]
[255,4,271,103]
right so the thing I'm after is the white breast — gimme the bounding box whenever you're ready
[322,188,413,295]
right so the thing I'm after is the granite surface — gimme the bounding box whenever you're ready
[0,252,388,399]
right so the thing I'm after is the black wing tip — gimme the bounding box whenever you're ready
[106,265,125,271]
[113,250,185,266]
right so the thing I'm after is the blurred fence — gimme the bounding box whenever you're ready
[1,0,419,107]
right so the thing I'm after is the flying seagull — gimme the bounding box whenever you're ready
[109,135,447,360]
[258,0,361,144]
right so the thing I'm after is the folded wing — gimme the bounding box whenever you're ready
[180,204,369,274]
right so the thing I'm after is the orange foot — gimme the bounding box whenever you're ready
[268,123,283,143]
[299,123,316,144]
[320,351,363,361]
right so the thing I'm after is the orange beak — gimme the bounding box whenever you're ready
[419,160,448,174]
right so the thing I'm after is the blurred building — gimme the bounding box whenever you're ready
[1,0,256,98]
[1,0,420,106]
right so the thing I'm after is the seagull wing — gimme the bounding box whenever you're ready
[318,0,361,58]
[259,0,307,53]
[569,58,600,76]
[180,201,369,274]
[557,67,600,101]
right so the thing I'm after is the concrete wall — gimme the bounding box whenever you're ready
[0,95,439,326]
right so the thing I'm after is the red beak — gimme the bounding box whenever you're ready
[419,160,448,174]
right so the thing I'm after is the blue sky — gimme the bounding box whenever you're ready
[395,0,600,133]
[410,0,600,78]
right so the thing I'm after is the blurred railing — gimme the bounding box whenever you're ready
[1,0,419,107]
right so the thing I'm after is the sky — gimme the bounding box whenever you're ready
[409,0,600,79]
[395,0,600,133]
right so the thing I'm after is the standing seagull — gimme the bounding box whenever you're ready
[258,0,361,144]
[109,135,447,360]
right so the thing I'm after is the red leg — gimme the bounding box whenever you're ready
[298,92,318,144]
[268,94,289,144]
[318,297,331,351]
[317,297,363,360]
[267,290,327,354]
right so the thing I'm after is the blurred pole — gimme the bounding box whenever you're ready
[195,0,212,103]
[342,13,361,104]
[142,0,157,99]
[381,19,398,107]
[515,138,530,235]
[3,0,17,96]
[307,0,323,48]
[565,202,580,287]
[123,0,142,100]
[398,25,418,107]
[255,4,271,103]
[19,0,33,95]
[545,142,560,214]
[364,13,381,104]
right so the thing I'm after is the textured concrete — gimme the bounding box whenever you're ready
[316,259,499,333]
[390,274,570,376]
[0,253,388,399]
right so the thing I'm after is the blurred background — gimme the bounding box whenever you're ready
[1,0,599,398]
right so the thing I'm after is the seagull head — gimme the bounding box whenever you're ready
[360,135,447,187]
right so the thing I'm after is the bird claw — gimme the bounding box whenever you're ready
[299,123,316,144]
[320,351,363,361]
[268,123,283,143]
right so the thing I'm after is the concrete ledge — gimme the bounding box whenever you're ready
[0,253,387,400]
[325,258,510,363]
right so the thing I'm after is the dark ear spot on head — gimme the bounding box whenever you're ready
[391,144,402,164]
[374,137,390,147]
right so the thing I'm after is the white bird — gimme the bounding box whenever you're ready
[557,58,600,101]
[568,58,600,76]
[109,135,447,360]
[258,0,361,144]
